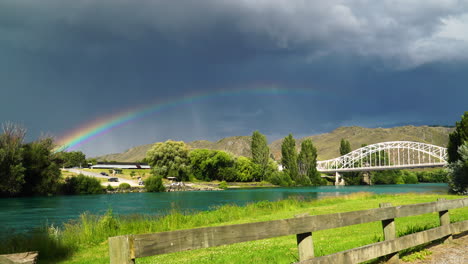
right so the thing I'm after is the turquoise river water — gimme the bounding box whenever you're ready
[0,183,449,235]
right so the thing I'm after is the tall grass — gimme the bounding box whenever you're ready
[0,193,466,264]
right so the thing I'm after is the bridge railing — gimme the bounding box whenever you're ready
[316,141,448,172]
[109,197,468,263]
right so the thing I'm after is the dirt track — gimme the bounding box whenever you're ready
[405,233,467,264]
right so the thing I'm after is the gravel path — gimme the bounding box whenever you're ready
[405,233,468,264]
[65,169,140,187]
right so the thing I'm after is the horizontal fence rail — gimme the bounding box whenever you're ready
[109,197,468,263]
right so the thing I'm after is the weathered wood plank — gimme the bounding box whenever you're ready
[438,198,452,242]
[451,219,468,233]
[380,203,398,263]
[299,223,463,264]
[0,251,38,264]
[295,213,314,261]
[130,198,468,257]
[109,235,135,264]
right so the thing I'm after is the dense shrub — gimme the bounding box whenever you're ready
[118,183,131,190]
[267,171,293,187]
[342,172,363,185]
[145,176,165,192]
[372,170,403,184]
[62,174,104,195]
[415,169,448,183]
[372,170,420,184]
[401,171,418,184]
[218,181,228,190]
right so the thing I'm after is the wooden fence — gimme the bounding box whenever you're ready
[109,197,468,263]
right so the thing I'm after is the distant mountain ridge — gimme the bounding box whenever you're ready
[95,125,453,162]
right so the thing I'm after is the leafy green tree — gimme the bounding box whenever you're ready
[266,171,293,186]
[146,140,190,181]
[251,131,270,181]
[0,123,26,196]
[281,134,299,182]
[298,139,321,185]
[87,158,97,166]
[189,149,213,181]
[447,112,468,163]
[447,142,468,194]
[56,151,87,168]
[339,138,363,185]
[144,175,165,192]
[22,137,61,195]
[340,138,351,156]
[189,149,235,181]
[235,156,257,182]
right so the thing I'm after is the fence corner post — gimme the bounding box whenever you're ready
[295,213,314,261]
[109,235,135,264]
[437,198,453,242]
[380,203,399,264]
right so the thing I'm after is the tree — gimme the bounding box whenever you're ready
[340,138,351,156]
[146,140,190,181]
[188,149,235,181]
[56,151,87,168]
[22,137,61,195]
[298,139,322,185]
[251,131,270,181]
[0,123,26,196]
[235,156,257,182]
[447,112,468,163]
[447,142,468,194]
[281,134,299,182]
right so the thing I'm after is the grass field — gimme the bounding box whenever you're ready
[2,193,466,263]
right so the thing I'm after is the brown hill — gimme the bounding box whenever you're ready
[96,126,453,162]
[269,126,453,161]
[97,136,252,162]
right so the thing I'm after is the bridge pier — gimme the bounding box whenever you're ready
[335,172,345,186]
[362,172,372,185]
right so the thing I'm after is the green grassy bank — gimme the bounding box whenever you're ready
[2,193,467,263]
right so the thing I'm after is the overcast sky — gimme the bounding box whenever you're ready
[1,0,467,157]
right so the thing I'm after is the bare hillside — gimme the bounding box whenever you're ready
[96,126,452,162]
[270,126,453,160]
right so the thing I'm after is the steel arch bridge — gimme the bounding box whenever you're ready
[316,141,448,173]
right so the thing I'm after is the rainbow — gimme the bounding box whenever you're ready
[55,86,321,152]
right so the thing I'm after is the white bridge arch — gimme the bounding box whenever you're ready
[316,141,447,173]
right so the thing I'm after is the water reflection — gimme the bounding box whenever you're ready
[0,183,449,234]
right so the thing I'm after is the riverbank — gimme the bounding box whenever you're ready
[1,193,466,263]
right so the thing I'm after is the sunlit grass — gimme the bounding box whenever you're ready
[0,193,466,264]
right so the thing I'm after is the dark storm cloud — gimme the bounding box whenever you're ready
[3,0,468,66]
[1,0,468,156]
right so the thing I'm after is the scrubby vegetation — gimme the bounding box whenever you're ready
[61,174,104,195]
[118,183,131,190]
[144,175,165,192]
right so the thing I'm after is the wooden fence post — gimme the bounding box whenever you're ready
[380,203,399,264]
[437,198,452,242]
[109,235,135,264]
[295,213,314,261]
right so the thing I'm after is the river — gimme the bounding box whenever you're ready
[0,183,449,235]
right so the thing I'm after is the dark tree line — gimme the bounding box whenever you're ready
[280,134,323,186]
[0,122,96,197]
[0,123,62,196]
[447,112,468,194]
